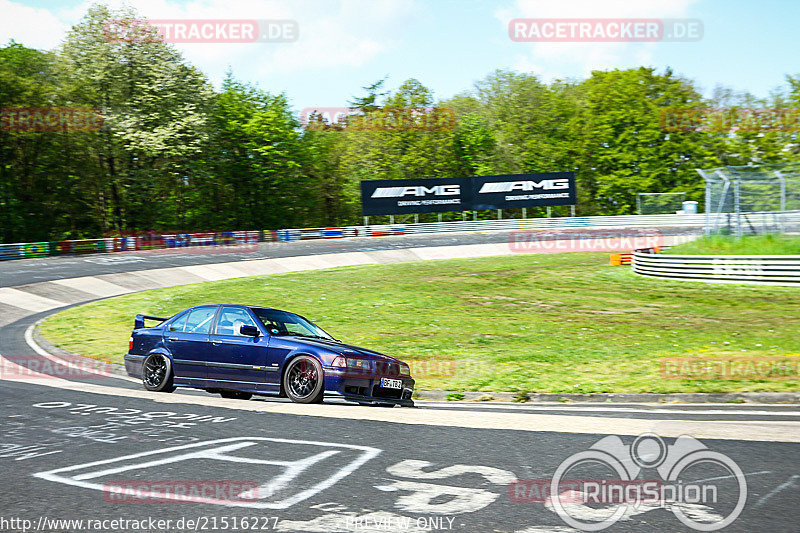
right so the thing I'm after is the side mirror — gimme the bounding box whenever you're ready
[239,324,260,337]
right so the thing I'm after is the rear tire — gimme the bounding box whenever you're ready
[283,355,324,404]
[220,391,253,400]
[142,353,175,393]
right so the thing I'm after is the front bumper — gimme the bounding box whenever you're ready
[325,369,415,407]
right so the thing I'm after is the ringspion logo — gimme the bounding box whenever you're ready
[537,433,747,531]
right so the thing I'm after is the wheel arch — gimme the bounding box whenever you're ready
[279,351,324,396]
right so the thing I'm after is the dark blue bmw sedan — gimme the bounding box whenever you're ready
[124,305,415,407]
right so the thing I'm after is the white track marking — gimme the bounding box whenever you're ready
[34,437,381,509]
[753,475,800,509]
[4,374,800,442]
[516,526,578,533]
[0,351,71,383]
[0,288,65,312]
[179,264,249,281]
[375,480,498,514]
[386,460,516,484]
[24,324,139,383]
[419,403,800,417]
[276,511,433,532]
[544,494,723,525]
[690,470,772,484]
[377,460,516,515]
[50,277,132,297]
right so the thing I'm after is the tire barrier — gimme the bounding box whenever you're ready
[609,253,632,265]
[632,251,800,286]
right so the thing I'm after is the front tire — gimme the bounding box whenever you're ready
[142,353,175,393]
[283,355,324,404]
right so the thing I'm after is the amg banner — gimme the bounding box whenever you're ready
[471,171,576,211]
[360,172,576,215]
[360,177,472,216]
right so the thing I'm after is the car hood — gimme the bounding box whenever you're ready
[281,336,402,362]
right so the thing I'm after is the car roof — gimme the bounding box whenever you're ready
[189,304,288,313]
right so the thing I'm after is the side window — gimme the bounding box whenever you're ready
[168,312,189,332]
[215,307,257,336]
[184,307,216,334]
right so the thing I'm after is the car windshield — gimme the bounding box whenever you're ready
[250,308,334,340]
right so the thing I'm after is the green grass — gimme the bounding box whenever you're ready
[666,234,800,255]
[39,253,800,393]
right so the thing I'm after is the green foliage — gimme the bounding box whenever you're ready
[40,252,800,393]
[666,234,800,255]
[512,391,530,403]
[1,1,799,242]
[446,393,465,401]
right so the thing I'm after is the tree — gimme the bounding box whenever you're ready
[205,75,308,229]
[578,67,717,214]
[58,3,213,232]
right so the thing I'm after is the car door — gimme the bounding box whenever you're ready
[166,306,217,382]
[207,306,273,386]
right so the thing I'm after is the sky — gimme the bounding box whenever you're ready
[1,0,798,112]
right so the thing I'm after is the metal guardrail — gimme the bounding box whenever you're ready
[3,210,800,263]
[632,251,800,286]
[357,210,800,235]
[0,231,261,262]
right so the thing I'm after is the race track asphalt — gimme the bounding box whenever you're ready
[2,229,799,532]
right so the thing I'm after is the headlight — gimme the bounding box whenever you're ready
[331,356,372,373]
[399,362,411,377]
[348,358,372,372]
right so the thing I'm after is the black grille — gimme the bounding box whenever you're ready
[372,385,403,399]
[374,361,400,376]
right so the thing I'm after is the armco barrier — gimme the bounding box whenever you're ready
[3,211,800,262]
[322,227,344,238]
[0,231,262,262]
[301,228,322,240]
[632,251,800,286]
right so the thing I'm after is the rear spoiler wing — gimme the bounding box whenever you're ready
[134,314,167,330]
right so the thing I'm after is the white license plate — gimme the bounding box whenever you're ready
[380,378,402,389]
